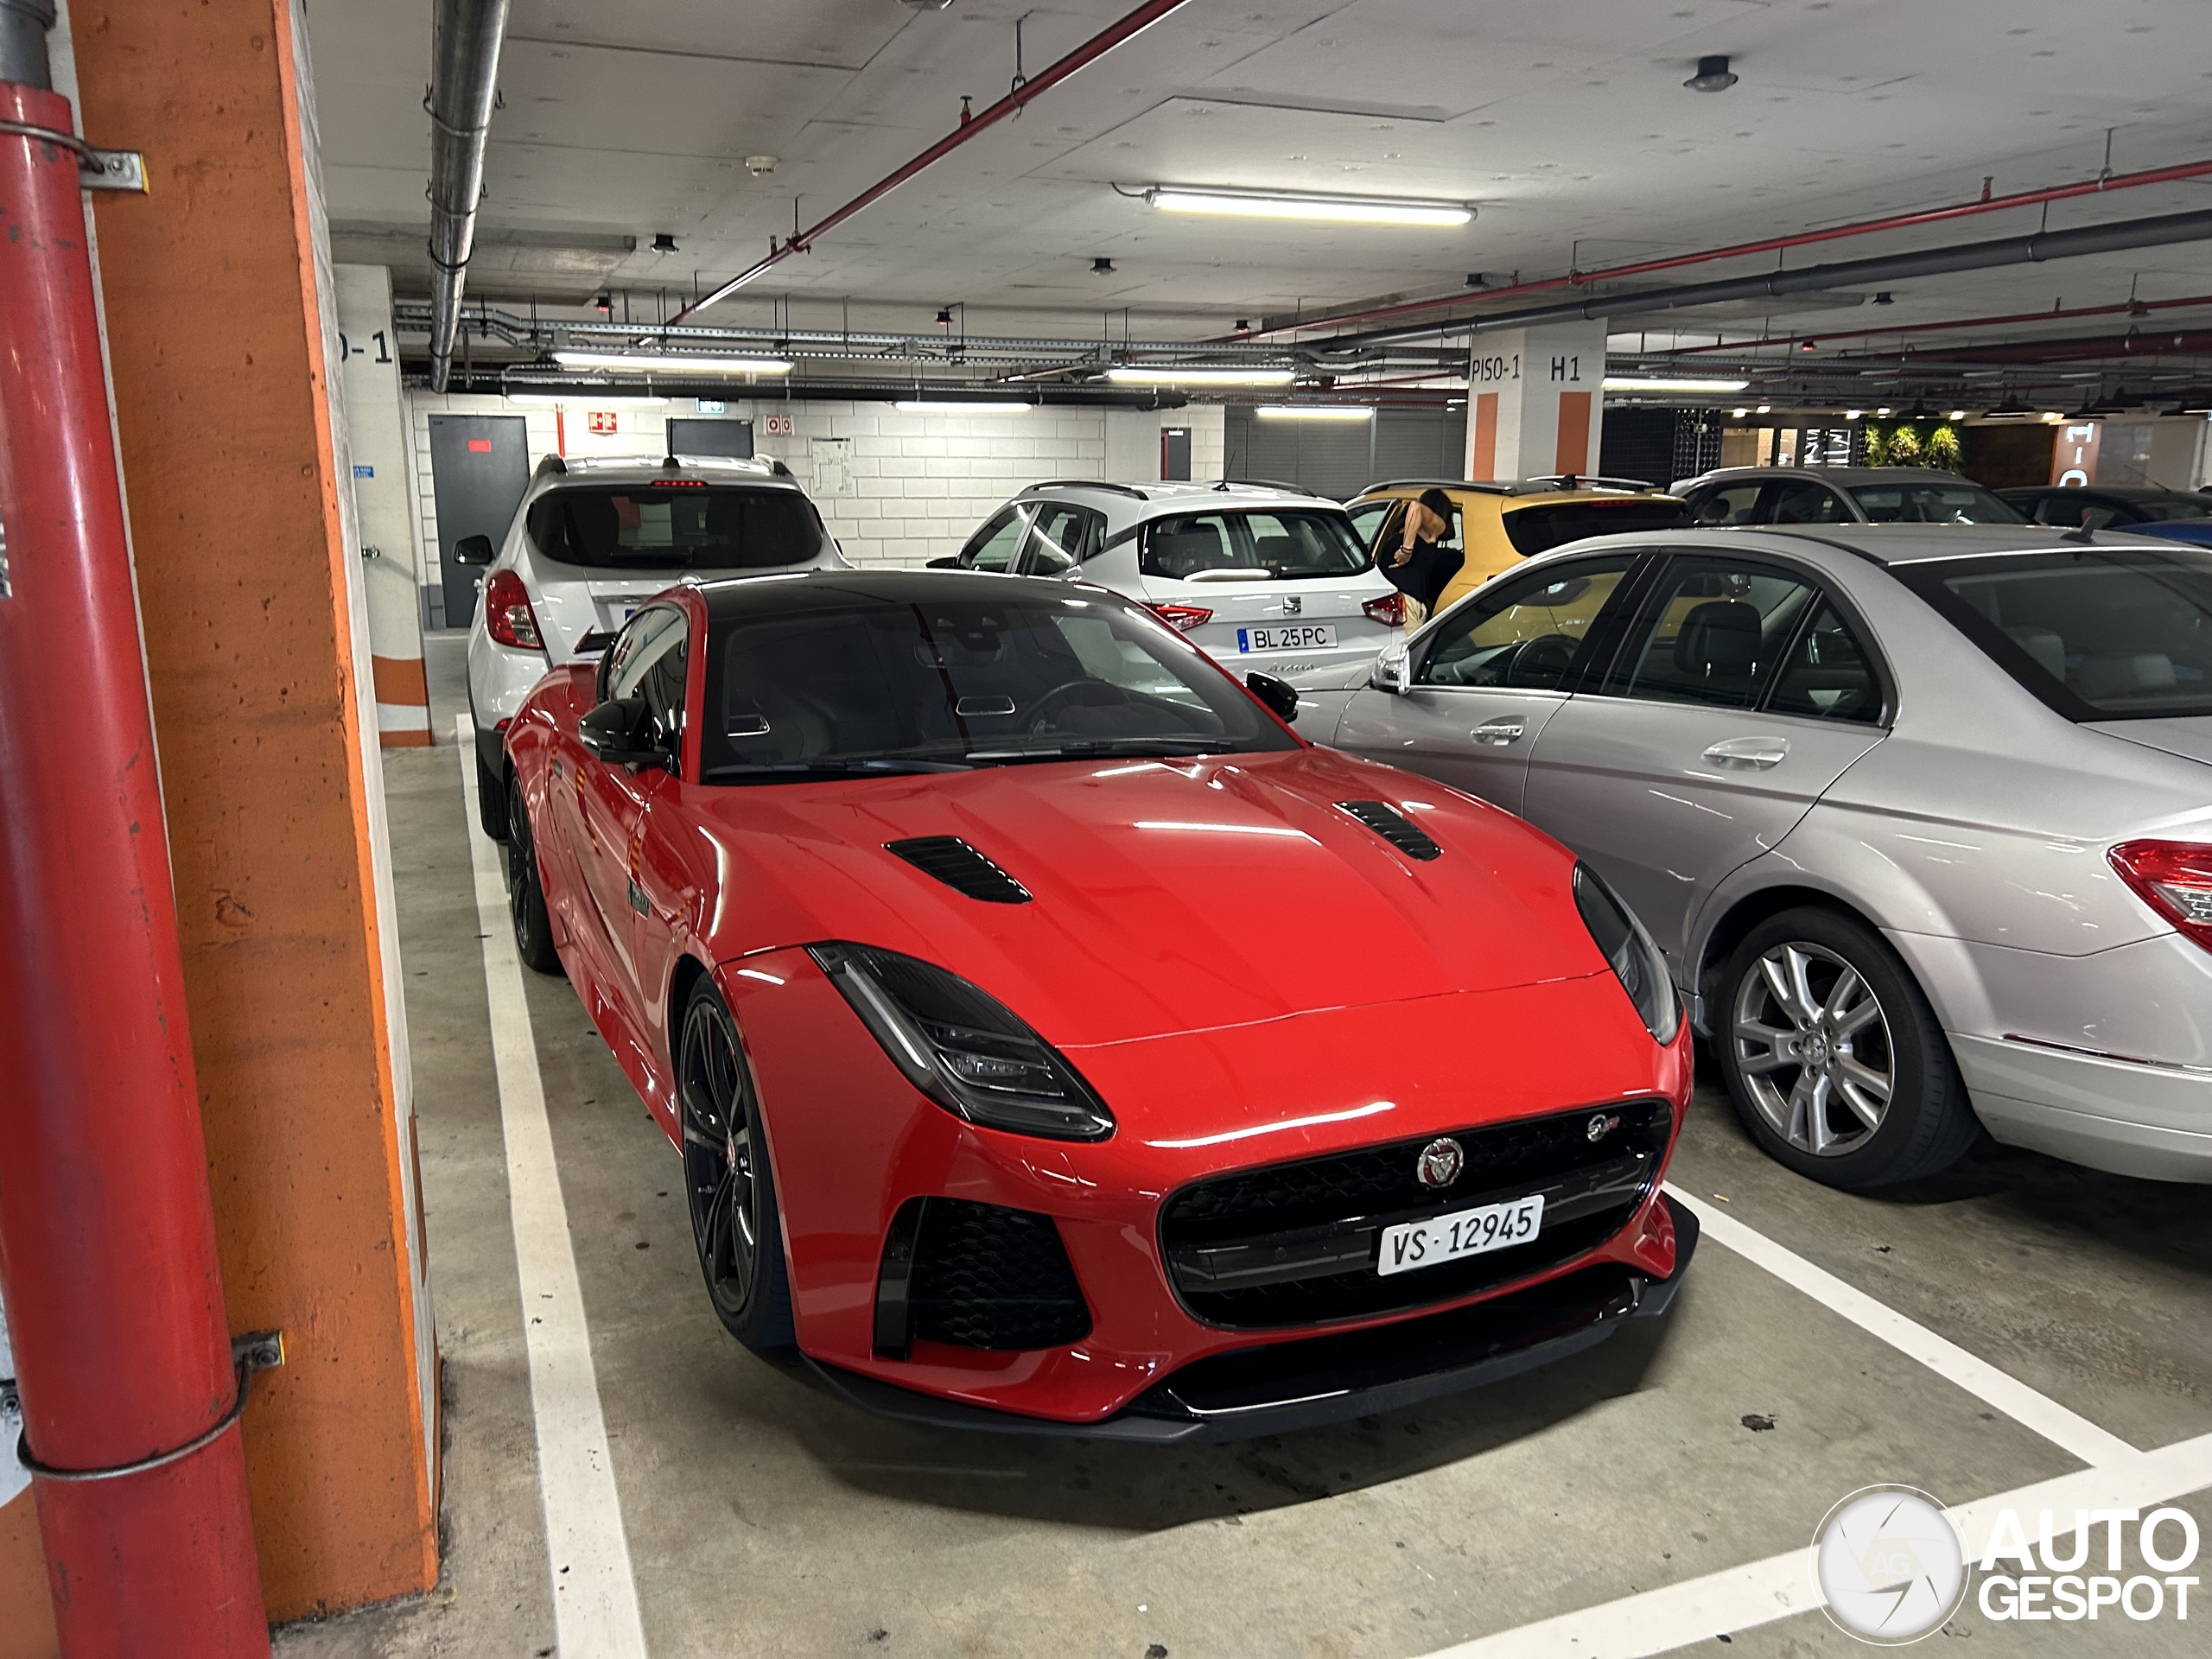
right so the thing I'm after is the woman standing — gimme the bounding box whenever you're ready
[1380,488,1465,620]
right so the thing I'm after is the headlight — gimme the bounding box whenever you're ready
[1572,864,1681,1046]
[808,944,1115,1141]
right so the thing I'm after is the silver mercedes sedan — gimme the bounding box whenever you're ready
[1300,524,2212,1190]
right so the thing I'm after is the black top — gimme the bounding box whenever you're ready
[1381,535,1465,612]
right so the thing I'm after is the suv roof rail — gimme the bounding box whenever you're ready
[1214,477,1319,497]
[1363,477,1491,493]
[1022,479,1151,501]
[533,454,568,480]
[1519,473,1660,493]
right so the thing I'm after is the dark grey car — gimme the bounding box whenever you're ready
[1299,525,2212,1192]
[1672,467,2027,529]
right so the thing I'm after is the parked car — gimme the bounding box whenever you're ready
[1345,475,1692,616]
[1302,524,2212,1190]
[1671,466,2026,529]
[464,453,849,836]
[497,568,1696,1436]
[1998,484,2212,546]
[935,480,1401,687]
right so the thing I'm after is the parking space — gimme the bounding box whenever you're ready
[265,641,2212,1659]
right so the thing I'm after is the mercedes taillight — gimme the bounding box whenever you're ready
[2108,840,2212,955]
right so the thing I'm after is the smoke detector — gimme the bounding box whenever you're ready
[745,155,778,176]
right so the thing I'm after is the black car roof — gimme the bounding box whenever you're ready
[695,567,1118,623]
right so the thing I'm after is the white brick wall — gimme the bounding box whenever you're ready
[401,391,1115,578]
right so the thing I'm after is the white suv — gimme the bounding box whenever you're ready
[937,480,1403,688]
[463,453,849,835]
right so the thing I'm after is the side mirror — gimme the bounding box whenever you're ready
[926,556,964,570]
[578,697,674,770]
[1246,671,1300,724]
[1369,643,1410,695]
[452,533,497,567]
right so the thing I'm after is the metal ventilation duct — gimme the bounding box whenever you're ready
[426,0,511,391]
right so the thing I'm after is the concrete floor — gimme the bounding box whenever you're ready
[278,635,2212,1658]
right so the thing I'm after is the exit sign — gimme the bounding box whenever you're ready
[587,410,620,435]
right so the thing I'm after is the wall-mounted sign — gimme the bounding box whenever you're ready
[2050,422,2100,487]
[810,436,853,495]
[696,399,726,415]
[587,410,620,435]
[353,463,375,479]
[764,413,795,436]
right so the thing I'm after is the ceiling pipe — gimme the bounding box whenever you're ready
[1659,290,2212,356]
[671,0,1195,323]
[1241,156,2212,344]
[1319,206,2212,353]
[426,0,512,392]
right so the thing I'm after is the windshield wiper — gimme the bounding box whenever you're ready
[702,758,974,783]
[964,736,1227,763]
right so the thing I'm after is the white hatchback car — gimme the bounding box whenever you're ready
[463,453,849,836]
[936,480,1403,687]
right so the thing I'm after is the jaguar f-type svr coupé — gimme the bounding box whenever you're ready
[498,568,1696,1439]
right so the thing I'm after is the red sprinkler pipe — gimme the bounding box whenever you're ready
[0,79,271,1657]
[1241,156,2212,341]
[673,0,1195,321]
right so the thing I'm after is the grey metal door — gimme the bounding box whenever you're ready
[667,417,754,459]
[427,415,529,626]
[1160,427,1192,480]
[1520,553,1887,967]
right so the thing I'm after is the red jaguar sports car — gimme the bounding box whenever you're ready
[497,568,1696,1439]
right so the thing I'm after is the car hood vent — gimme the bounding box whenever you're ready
[885,836,1033,904]
[1335,800,1441,861]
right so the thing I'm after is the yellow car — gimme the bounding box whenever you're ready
[1347,475,1692,619]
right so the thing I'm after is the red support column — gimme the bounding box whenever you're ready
[0,77,271,1659]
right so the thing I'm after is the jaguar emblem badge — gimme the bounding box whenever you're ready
[1587,1113,1621,1142]
[1415,1136,1464,1189]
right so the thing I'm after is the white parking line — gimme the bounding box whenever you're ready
[460,716,650,1658]
[1427,1430,2212,1658]
[1665,1185,2139,1467]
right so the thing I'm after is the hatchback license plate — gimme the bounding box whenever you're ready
[1376,1194,1543,1277]
[1236,623,1336,652]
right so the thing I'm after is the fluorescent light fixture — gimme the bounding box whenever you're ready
[1141,185,1473,227]
[1755,404,1771,414]
[1106,366,1295,387]
[506,392,668,407]
[893,400,1032,413]
[1255,405,1374,421]
[1875,405,1893,416]
[1599,375,1750,393]
[1949,409,1967,421]
[550,349,793,376]
[1844,409,1863,420]
[1732,407,1750,417]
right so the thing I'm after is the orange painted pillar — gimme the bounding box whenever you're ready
[60,0,440,1622]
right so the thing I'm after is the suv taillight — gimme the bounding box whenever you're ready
[483,569,544,652]
[1363,591,1407,627]
[2109,841,2212,955]
[1146,602,1212,633]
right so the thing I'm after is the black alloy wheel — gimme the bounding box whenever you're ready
[1716,906,1979,1191]
[503,771,564,976]
[678,983,794,1351]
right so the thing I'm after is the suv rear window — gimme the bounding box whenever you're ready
[1501,499,1692,556]
[1898,548,2212,720]
[1141,510,1370,581]
[527,485,823,570]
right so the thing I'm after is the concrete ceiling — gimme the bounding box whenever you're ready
[308,0,2212,366]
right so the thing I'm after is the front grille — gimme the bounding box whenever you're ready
[1336,799,1442,861]
[884,1198,1091,1352]
[1159,1100,1671,1329]
[885,836,1032,904]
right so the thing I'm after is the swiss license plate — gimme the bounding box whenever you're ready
[1236,623,1337,652]
[1376,1194,1544,1277]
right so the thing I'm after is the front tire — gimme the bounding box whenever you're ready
[1716,907,1978,1190]
[503,771,564,976]
[678,983,795,1352]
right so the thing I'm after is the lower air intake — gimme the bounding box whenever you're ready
[876,1197,1091,1354]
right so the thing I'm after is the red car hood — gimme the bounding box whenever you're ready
[689,746,1611,1049]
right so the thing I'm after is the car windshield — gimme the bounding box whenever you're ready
[700,588,1296,780]
[1847,481,2024,524]
[1899,547,2212,720]
[1501,498,1694,556]
[1141,509,1370,581]
[527,485,823,570]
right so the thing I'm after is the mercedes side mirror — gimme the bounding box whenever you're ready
[579,697,674,770]
[925,556,963,570]
[452,533,496,567]
[1370,643,1410,695]
[1246,671,1300,724]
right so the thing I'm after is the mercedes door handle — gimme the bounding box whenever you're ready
[1472,717,1526,747]
[1701,736,1790,770]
